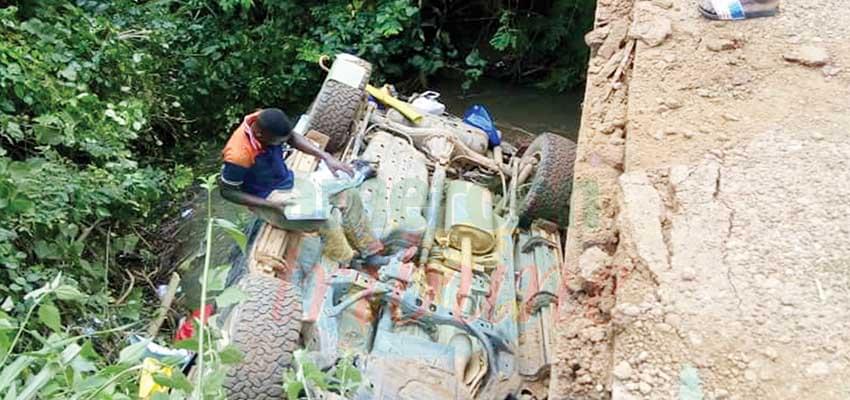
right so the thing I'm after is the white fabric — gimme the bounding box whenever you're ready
[281,165,370,221]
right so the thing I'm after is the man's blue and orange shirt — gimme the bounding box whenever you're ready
[220,112,293,198]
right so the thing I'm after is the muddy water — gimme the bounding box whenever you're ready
[175,80,582,304]
[435,78,582,142]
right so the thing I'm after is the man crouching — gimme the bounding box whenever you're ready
[219,108,390,267]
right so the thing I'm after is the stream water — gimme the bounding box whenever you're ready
[174,79,583,304]
[435,77,582,142]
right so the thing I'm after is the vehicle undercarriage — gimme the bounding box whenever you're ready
[219,54,577,400]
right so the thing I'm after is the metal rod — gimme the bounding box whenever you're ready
[417,165,447,265]
[457,235,474,315]
[517,161,535,187]
[350,103,375,158]
[509,158,520,218]
[146,273,180,337]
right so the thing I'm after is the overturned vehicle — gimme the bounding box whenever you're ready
[220,54,577,399]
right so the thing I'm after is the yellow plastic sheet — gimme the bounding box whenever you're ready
[139,358,173,399]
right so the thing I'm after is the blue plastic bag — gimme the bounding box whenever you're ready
[463,104,501,148]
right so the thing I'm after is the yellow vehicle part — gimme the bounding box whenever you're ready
[366,84,424,124]
[444,180,496,255]
[429,241,498,273]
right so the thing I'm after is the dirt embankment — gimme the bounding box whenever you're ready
[551,0,850,399]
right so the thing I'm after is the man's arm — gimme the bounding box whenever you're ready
[289,133,353,175]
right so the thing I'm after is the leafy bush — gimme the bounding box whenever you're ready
[420,0,597,90]
[0,0,460,314]
[0,3,190,335]
[0,274,145,399]
[283,351,364,400]
[0,176,246,399]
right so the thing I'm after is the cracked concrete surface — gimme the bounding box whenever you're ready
[619,172,668,275]
[552,0,850,398]
[614,130,850,399]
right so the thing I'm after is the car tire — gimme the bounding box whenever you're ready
[222,274,302,400]
[517,133,577,228]
[307,57,372,153]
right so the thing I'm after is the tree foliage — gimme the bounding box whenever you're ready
[420,0,597,91]
[0,0,446,332]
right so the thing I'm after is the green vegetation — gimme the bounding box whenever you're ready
[0,0,594,397]
[283,352,363,399]
[425,0,597,91]
[0,175,245,399]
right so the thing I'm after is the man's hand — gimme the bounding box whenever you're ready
[289,133,354,176]
[323,155,354,177]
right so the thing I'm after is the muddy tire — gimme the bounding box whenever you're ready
[308,57,372,153]
[517,133,577,228]
[223,274,302,400]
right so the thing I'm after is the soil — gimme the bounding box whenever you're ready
[551,0,850,399]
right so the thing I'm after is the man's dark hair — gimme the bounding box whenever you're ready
[257,108,292,138]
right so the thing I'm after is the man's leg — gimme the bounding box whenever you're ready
[256,206,357,262]
[317,212,358,263]
[257,188,386,265]
[255,190,356,262]
[328,188,385,258]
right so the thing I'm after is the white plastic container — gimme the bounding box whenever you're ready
[327,53,370,89]
[411,91,447,115]
[293,113,310,135]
